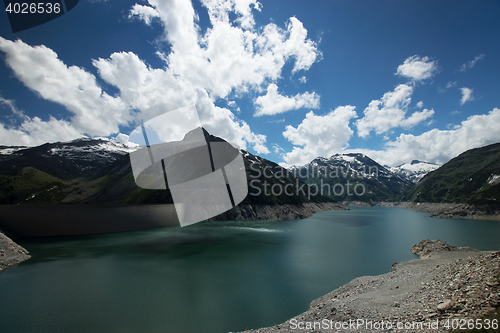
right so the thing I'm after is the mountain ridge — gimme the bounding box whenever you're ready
[401,142,500,204]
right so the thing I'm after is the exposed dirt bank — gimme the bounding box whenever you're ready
[239,240,500,333]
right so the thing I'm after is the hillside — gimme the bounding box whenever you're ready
[401,142,500,204]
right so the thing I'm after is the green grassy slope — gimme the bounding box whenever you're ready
[401,143,500,204]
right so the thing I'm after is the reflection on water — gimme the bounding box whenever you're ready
[1,207,500,333]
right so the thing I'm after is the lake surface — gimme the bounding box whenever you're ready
[1,206,500,333]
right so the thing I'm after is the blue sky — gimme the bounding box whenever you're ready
[1,0,500,167]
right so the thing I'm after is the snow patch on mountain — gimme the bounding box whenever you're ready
[0,147,27,155]
[389,160,440,183]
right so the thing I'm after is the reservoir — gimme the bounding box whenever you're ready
[1,206,500,333]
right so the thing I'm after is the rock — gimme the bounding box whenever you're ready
[486,279,499,287]
[437,300,453,311]
[410,239,479,258]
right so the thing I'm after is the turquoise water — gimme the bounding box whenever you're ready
[1,207,500,333]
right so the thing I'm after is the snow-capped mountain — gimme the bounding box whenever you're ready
[0,137,138,179]
[389,160,440,184]
[291,153,413,202]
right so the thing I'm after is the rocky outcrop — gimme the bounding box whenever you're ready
[410,239,479,259]
[212,202,348,221]
[0,231,30,271]
[240,240,500,333]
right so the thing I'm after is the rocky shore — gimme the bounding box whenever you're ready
[212,202,348,221]
[240,240,500,333]
[377,202,500,221]
[0,231,30,271]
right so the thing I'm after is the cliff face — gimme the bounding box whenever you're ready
[0,231,30,271]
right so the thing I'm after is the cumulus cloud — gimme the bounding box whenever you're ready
[0,116,82,146]
[459,54,485,72]
[348,108,500,166]
[416,101,423,108]
[128,4,160,25]
[130,0,320,100]
[0,37,130,137]
[460,87,474,105]
[356,84,434,138]
[0,0,320,153]
[281,106,357,166]
[396,55,438,81]
[254,83,320,116]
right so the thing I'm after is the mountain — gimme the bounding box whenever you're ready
[389,160,440,184]
[0,132,336,206]
[0,137,137,179]
[400,142,500,204]
[291,153,413,203]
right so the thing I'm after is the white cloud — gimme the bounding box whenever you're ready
[128,4,160,25]
[459,54,485,72]
[348,108,500,166]
[0,94,24,117]
[356,84,434,138]
[460,87,474,105]
[254,83,320,116]
[272,143,285,154]
[131,0,320,100]
[0,116,82,146]
[0,0,320,153]
[400,108,435,128]
[281,106,357,166]
[416,101,423,108]
[298,76,307,84]
[395,55,438,81]
[114,133,129,144]
[446,81,457,89]
[0,37,130,137]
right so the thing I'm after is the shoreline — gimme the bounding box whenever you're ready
[345,201,500,221]
[239,240,500,333]
[0,231,30,271]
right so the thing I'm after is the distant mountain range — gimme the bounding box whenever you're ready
[3,134,497,207]
[400,142,500,204]
[0,133,334,206]
[291,153,414,202]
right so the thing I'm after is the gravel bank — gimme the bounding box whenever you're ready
[0,231,30,271]
[239,240,500,333]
